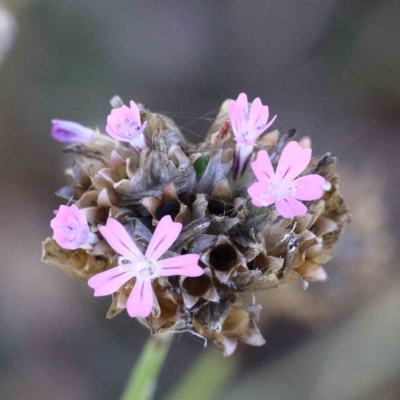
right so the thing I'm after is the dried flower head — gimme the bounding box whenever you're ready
[42,93,350,356]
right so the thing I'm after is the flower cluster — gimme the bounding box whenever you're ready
[43,94,350,356]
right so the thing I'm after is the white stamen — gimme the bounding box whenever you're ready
[322,180,332,191]
[268,178,296,201]
[117,257,161,280]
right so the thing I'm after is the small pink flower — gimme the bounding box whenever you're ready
[51,120,97,143]
[248,142,325,218]
[229,93,277,146]
[106,100,148,151]
[88,216,204,318]
[50,204,98,250]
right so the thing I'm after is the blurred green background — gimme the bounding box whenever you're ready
[1,1,400,399]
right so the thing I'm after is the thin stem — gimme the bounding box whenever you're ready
[165,350,238,400]
[120,333,172,400]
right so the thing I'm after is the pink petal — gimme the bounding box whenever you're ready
[88,266,126,289]
[236,93,248,110]
[50,204,86,228]
[99,218,144,260]
[229,98,236,117]
[127,279,154,318]
[248,98,265,128]
[158,254,204,277]
[250,150,275,182]
[293,175,325,201]
[275,142,312,182]
[235,137,257,146]
[229,93,248,138]
[275,196,307,218]
[129,100,141,126]
[145,215,182,261]
[71,204,88,225]
[111,105,132,120]
[263,113,277,131]
[92,269,136,297]
[106,115,121,140]
[53,229,89,250]
[247,100,276,141]
[134,120,148,136]
[248,182,275,207]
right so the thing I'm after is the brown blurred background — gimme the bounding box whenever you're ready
[1,1,400,399]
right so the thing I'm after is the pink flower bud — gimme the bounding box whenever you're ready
[51,120,97,143]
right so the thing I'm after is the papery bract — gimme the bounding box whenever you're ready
[248,142,325,218]
[88,215,204,318]
[106,100,148,151]
[51,120,97,143]
[229,93,276,146]
[50,204,98,250]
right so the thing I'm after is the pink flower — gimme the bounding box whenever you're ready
[229,93,277,146]
[50,205,98,250]
[88,216,204,318]
[247,142,325,218]
[51,120,97,143]
[106,100,148,151]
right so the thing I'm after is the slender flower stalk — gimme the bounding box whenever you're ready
[120,334,172,400]
[165,350,238,400]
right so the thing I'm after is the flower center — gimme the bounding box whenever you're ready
[116,118,140,139]
[118,257,161,280]
[62,219,87,243]
[268,179,296,201]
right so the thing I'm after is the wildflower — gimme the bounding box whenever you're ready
[50,204,98,250]
[51,120,97,143]
[229,93,276,179]
[229,93,277,146]
[88,216,204,318]
[106,100,148,152]
[248,141,325,218]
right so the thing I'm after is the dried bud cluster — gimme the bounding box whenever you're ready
[42,96,350,356]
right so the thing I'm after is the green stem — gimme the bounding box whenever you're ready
[120,333,172,400]
[165,350,239,400]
